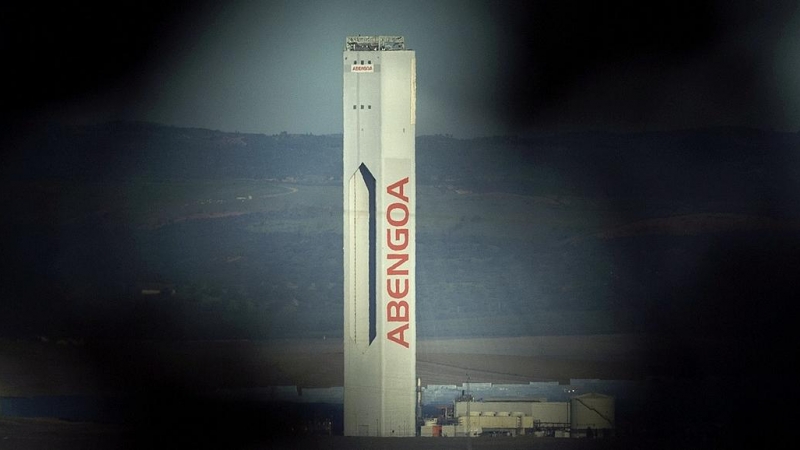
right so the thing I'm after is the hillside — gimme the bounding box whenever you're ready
[2,123,799,351]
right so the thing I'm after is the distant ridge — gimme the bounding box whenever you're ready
[9,122,800,204]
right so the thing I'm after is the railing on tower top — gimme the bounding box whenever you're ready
[345,35,406,51]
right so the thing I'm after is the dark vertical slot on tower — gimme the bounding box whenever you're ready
[359,163,377,345]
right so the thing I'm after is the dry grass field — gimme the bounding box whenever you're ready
[0,334,658,396]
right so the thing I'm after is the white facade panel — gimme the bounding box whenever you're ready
[343,37,416,437]
[531,402,570,424]
[455,401,536,417]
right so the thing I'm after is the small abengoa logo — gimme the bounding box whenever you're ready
[351,65,374,72]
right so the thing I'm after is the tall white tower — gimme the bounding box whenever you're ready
[343,35,416,437]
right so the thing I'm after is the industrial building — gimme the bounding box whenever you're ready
[342,35,417,437]
[420,393,614,438]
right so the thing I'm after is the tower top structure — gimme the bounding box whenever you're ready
[345,35,406,51]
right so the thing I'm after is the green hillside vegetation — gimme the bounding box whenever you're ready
[3,122,799,340]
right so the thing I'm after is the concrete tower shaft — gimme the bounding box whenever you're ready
[343,35,416,437]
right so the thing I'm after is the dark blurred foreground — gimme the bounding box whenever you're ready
[0,415,779,450]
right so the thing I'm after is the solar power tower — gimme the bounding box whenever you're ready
[342,35,416,437]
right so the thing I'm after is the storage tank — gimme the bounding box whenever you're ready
[570,393,614,432]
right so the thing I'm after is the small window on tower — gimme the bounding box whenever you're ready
[360,60,364,64]
[367,60,371,64]
[368,105,372,109]
[353,105,357,109]
[361,105,364,109]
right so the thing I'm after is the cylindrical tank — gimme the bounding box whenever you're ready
[570,393,615,431]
